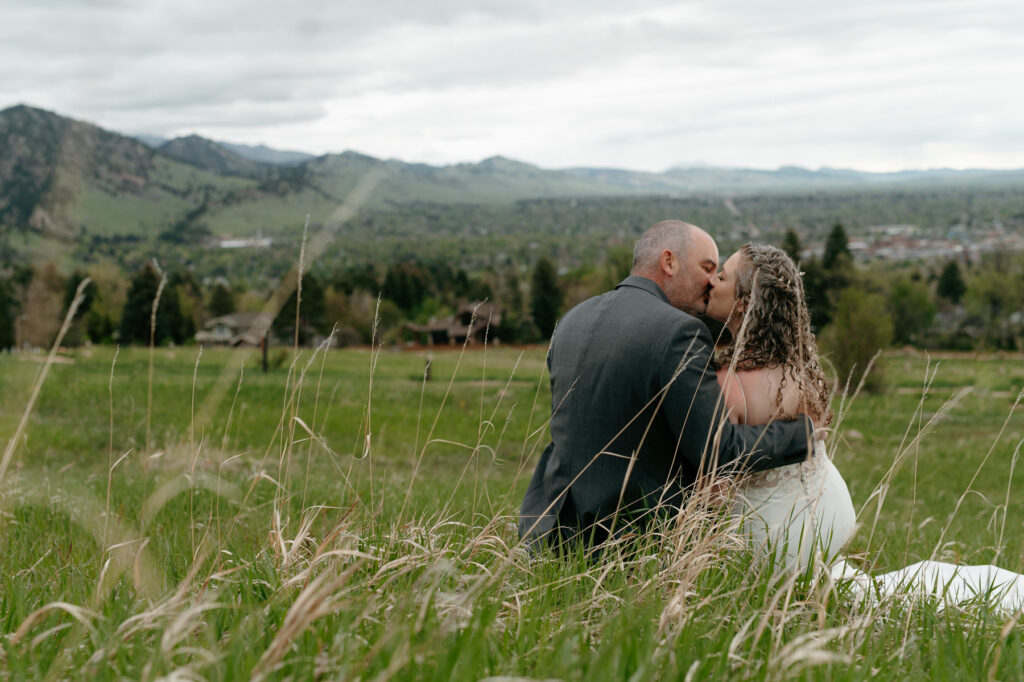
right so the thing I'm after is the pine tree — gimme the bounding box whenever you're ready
[208,282,236,317]
[823,222,851,271]
[120,262,178,345]
[160,272,199,342]
[0,279,14,350]
[61,270,97,346]
[937,260,967,303]
[63,270,96,322]
[382,263,428,311]
[504,269,524,319]
[273,272,327,346]
[801,257,831,329]
[781,229,802,264]
[530,257,562,340]
[161,285,189,344]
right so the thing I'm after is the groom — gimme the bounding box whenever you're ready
[519,220,816,547]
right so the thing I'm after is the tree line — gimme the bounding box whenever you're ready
[1,226,1021,376]
[0,255,569,350]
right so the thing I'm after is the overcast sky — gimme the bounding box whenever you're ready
[2,0,1022,172]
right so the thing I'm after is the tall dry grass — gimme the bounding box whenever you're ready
[3,218,1024,678]
[2,335,1022,678]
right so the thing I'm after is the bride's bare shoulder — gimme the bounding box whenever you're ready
[716,368,745,423]
[736,367,775,388]
[718,366,800,425]
[716,367,772,423]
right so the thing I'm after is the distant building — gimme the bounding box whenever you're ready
[819,224,1024,264]
[405,302,502,346]
[217,236,272,249]
[195,312,272,346]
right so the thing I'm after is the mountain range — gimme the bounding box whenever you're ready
[2,103,1023,245]
[137,134,314,166]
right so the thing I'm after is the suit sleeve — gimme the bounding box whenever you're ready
[659,317,813,475]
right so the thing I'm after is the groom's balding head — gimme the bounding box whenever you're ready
[632,220,696,271]
[632,220,719,316]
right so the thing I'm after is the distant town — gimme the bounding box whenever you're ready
[212,222,1024,265]
[807,222,1024,263]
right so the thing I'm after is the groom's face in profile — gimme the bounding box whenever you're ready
[664,229,719,316]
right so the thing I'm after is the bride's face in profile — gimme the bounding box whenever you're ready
[706,251,746,328]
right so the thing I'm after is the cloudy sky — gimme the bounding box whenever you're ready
[2,0,1022,172]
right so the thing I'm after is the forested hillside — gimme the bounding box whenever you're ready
[5,103,1024,268]
[3,104,1024,358]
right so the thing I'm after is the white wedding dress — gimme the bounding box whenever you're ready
[733,440,856,572]
[736,443,1024,613]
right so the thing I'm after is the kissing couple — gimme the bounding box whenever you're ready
[519,220,1024,609]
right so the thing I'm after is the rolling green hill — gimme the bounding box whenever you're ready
[0,105,258,243]
[0,106,659,246]
[158,135,269,179]
[3,104,1024,277]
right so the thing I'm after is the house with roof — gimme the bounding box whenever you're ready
[404,302,502,346]
[194,312,273,347]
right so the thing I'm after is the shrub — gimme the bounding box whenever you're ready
[530,257,562,340]
[821,288,893,394]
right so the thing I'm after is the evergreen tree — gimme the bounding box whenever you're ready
[273,272,327,345]
[467,276,494,302]
[823,222,851,271]
[802,222,856,330]
[208,282,236,317]
[120,262,181,345]
[496,268,534,343]
[82,261,126,344]
[333,264,378,296]
[801,257,831,330]
[504,269,524,318]
[530,257,562,340]
[162,284,189,344]
[781,229,802,264]
[63,270,96,322]
[85,309,115,344]
[61,270,97,346]
[0,279,13,350]
[452,268,472,299]
[382,263,428,311]
[937,260,967,303]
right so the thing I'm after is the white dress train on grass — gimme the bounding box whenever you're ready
[830,558,1024,613]
[736,443,1024,613]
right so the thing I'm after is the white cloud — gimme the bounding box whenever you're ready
[1,0,1023,171]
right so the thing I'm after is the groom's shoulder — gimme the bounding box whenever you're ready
[566,277,697,326]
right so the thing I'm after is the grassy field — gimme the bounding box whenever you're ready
[1,343,1023,679]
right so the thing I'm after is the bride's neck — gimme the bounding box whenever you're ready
[726,309,746,337]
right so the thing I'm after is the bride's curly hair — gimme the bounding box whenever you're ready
[715,243,832,425]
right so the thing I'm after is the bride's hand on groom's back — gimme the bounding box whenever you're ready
[803,408,829,440]
[812,425,829,447]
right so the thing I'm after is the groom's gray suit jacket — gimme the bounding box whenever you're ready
[519,275,814,545]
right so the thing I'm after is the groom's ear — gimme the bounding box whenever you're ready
[660,249,678,276]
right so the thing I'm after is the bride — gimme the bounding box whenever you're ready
[704,243,1024,611]
[705,243,855,572]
